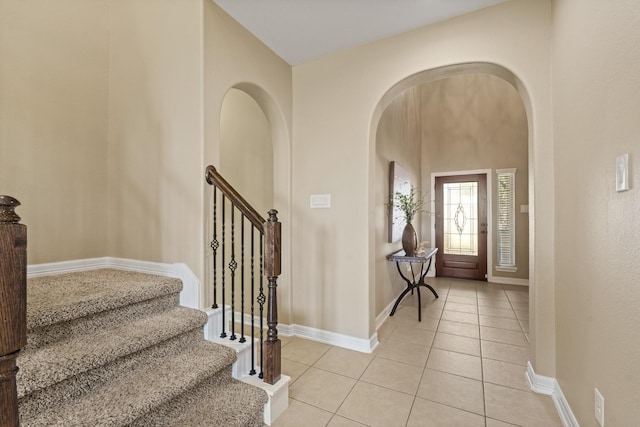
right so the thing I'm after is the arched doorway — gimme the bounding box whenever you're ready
[369,61,536,362]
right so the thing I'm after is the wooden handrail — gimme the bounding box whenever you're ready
[205,165,265,231]
[0,195,27,427]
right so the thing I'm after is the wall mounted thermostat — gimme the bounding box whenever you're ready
[616,153,629,192]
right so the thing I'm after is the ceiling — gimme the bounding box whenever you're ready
[212,0,508,65]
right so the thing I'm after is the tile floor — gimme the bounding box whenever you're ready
[271,277,562,427]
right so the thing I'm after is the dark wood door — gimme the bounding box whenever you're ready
[435,174,487,280]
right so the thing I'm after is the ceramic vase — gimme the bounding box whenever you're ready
[402,223,418,256]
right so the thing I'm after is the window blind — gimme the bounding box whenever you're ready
[496,169,516,267]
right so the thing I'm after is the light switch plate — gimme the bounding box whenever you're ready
[616,153,629,192]
[310,194,331,208]
[595,388,604,426]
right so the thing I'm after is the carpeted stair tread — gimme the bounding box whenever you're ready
[27,269,183,329]
[131,376,268,427]
[21,340,239,427]
[18,306,207,397]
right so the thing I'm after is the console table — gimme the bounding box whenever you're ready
[387,248,439,322]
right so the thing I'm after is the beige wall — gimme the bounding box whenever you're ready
[552,0,640,425]
[0,0,110,264]
[375,88,422,316]
[203,1,293,320]
[420,74,529,281]
[108,0,205,280]
[220,88,274,216]
[293,0,554,373]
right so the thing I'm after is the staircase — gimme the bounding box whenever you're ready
[16,268,268,427]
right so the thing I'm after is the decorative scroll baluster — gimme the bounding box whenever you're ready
[0,196,27,427]
[258,233,265,379]
[211,187,219,309]
[249,226,257,376]
[220,195,227,339]
[239,215,246,343]
[230,206,237,341]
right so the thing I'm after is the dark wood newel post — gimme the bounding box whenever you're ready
[0,196,27,427]
[263,209,281,385]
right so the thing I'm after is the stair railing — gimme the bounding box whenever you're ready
[0,196,27,427]
[205,166,281,385]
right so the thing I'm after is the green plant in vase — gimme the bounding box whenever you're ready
[392,185,427,256]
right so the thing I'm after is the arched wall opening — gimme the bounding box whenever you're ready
[207,82,292,325]
[369,61,537,363]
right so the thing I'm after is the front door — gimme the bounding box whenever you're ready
[435,174,487,280]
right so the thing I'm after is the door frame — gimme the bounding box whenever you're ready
[430,169,494,281]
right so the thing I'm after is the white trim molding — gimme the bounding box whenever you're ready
[527,362,580,427]
[489,276,529,286]
[27,257,201,309]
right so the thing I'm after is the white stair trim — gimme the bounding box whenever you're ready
[526,362,580,427]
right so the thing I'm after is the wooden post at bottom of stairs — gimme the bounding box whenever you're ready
[0,195,27,427]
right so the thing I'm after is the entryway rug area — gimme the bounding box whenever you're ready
[17,269,267,427]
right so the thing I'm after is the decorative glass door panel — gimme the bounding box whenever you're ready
[443,182,478,256]
[435,174,487,281]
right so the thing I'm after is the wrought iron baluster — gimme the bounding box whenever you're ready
[211,186,219,309]
[220,195,227,339]
[230,205,237,341]
[249,225,256,375]
[240,214,246,344]
[258,233,265,379]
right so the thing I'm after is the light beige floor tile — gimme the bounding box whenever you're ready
[314,346,374,379]
[417,369,485,415]
[486,418,519,426]
[407,398,485,427]
[414,315,441,331]
[337,382,414,427]
[360,357,422,394]
[376,320,397,343]
[514,309,529,321]
[510,302,530,311]
[279,335,296,347]
[479,315,522,331]
[478,306,517,319]
[437,320,480,339]
[282,358,310,385]
[445,301,479,314]
[448,288,477,297]
[520,320,530,332]
[477,292,509,302]
[484,383,563,427]
[446,295,477,305]
[289,367,356,412]
[281,338,332,365]
[327,415,368,427]
[481,326,529,347]
[477,299,512,309]
[375,336,431,367]
[271,399,333,427]
[482,358,530,391]
[433,332,480,356]
[441,310,479,325]
[389,326,436,346]
[481,341,529,366]
[427,348,482,380]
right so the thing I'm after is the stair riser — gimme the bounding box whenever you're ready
[27,293,180,350]
[19,328,205,421]
[130,370,266,427]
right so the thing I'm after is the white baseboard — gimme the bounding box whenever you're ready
[376,299,396,331]
[526,362,580,427]
[27,257,201,309]
[489,276,530,286]
[277,323,378,354]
